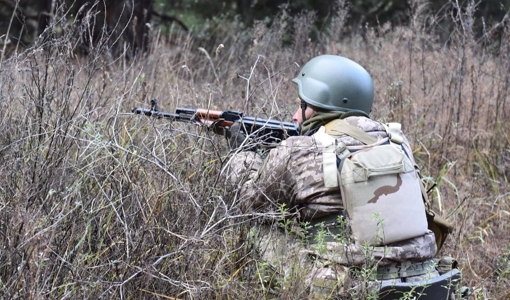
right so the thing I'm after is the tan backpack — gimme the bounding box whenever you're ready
[312,119,451,249]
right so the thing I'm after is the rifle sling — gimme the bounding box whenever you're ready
[324,119,378,145]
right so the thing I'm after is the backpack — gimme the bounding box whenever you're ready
[312,119,451,248]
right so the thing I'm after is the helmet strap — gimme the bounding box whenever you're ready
[300,100,308,124]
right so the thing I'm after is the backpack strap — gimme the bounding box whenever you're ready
[312,127,349,188]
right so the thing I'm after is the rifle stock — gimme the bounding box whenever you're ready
[132,99,299,144]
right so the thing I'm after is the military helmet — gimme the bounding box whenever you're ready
[292,55,374,115]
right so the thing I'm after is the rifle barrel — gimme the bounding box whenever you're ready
[132,107,190,121]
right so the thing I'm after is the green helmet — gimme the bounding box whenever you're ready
[292,55,374,115]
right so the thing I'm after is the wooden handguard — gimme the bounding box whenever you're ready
[195,109,235,127]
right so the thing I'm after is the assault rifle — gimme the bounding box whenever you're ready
[132,99,299,144]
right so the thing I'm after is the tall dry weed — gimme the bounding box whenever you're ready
[0,1,508,299]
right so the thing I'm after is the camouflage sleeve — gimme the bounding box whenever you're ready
[226,151,265,212]
[225,142,299,213]
[226,136,343,218]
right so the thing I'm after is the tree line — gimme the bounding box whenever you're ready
[1,0,508,56]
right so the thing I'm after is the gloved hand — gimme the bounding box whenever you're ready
[227,121,248,150]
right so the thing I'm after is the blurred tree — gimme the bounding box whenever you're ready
[166,0,509,40]
[0,0,186,57]
[74,0,154,56]
[1,0,508,55]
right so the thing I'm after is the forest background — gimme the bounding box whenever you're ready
[0,0,509,299]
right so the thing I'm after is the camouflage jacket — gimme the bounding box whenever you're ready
[226,116,437,263]
[227,116,417,218]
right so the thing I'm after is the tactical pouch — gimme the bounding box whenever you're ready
[340,144,429,246]
[426,209,453,252]
[418,175,454,251]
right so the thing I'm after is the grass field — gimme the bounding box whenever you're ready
[0,2,508,299]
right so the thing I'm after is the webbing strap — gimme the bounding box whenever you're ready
[324,119,378,145]
[309,211,344,227]
[376,259,437,280]
[307,212,346,242]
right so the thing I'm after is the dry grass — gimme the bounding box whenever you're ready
[0,1,508,299]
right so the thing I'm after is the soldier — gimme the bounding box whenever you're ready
[226,55,458,299]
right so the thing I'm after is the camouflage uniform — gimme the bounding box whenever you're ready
[226,116,438,298]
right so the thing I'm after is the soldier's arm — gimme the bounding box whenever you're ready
[226,139,298,213]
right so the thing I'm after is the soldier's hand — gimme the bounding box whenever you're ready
[227,121,248,150]
[209,118,228,136]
